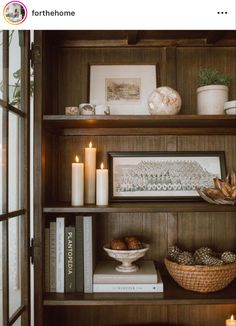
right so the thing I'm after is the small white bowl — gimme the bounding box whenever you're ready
[103,243,149,272]
[224,108,236,115]
[224,101,236,115]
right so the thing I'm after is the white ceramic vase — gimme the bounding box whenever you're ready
[197,85,228,115]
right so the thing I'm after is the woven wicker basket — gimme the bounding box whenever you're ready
[196,187,236,206]
[164,258,236,293]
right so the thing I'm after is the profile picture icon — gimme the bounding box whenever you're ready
[3,1,27,25]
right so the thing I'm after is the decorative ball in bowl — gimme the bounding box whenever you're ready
[103,243,149,273]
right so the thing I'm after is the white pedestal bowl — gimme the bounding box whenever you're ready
[103,243,149,272]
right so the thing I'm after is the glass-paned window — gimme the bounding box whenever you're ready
[9,31,21,109]
[0,29,29,326]
[0,107,6,215]
[8,112,22,212]
[13,316,21,325]
[8,216,22,317]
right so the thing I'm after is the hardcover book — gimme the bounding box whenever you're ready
[75,216,84,292]
[56,217,65,293]
[93,260,158,284]
[65,226,75,292]
[93,282,163,293]
[44,227,50,292]
[49,222,56,292]
[83,216,96,293]
[93,260,163,293]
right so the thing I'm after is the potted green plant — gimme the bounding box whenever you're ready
[197,68,231,115]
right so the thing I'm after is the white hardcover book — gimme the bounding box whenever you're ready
[49,222,56,292]
[83,216,95,293]
[44,228,50,292]
[56,217,65,293]
[94,260,158,284]
[93,270,163,293]
[93,283,163,293]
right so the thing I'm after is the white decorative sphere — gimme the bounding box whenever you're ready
[148,86,182,115]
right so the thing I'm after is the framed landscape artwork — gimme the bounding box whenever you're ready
[89,64,158,115]
[108,151,226,201]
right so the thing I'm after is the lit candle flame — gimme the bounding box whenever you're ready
[89,142,92,148]
[75,155,79,163]
[101,162,104,169]
[231,315,235,321]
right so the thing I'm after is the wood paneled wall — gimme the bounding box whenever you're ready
[44,304,236,326]
[43,133,236,260]
[44,134,236,203]
[44,46,236,115]
[176,47,236,114]
[96,212,236,262]
[42,42,236,326]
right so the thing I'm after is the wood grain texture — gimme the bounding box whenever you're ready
[44,305,168,326]
[43,278,236,305]
[44,304,236,326]
[44,134,236,204]
[177,135,236,171]
[96,213,168,262]
[43,203,236,213]
[20,30,31,326]
[167,304,236,326]
[43,115,236,135]
[46,30,236,47]
[176,47,236,114]
[55,47,163,115]
[46,46,236,116]
[33,31,44,326]
[177,212,236,251]
[37,32,236,326]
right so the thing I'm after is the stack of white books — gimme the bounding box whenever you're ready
[93,260,163,293]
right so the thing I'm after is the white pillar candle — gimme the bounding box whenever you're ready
[226,316,236,326]
[96,163,108,205]
[85,142,96,204]
[71,156,84,206]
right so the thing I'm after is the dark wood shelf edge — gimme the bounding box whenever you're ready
[43,202,236,213]
[44,281,236,306]
[43,115,236,136]
[43,297,236,306]
[43,273,236,306]
[43,115,236,122]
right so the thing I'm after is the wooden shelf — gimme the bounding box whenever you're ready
[43,201,236,213]
[36,32,236,326]
[43,115,236,135]
[43,274,236,306]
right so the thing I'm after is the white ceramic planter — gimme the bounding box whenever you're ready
[197,85,228,115]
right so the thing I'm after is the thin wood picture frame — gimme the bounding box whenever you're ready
[108,151,226,202]
[88,63,159,115]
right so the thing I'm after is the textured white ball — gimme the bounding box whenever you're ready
[148,86,182,115]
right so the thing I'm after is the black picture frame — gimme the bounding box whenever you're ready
[108,151,226,202]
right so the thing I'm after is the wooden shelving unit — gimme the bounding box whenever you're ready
[34,31,236,326]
